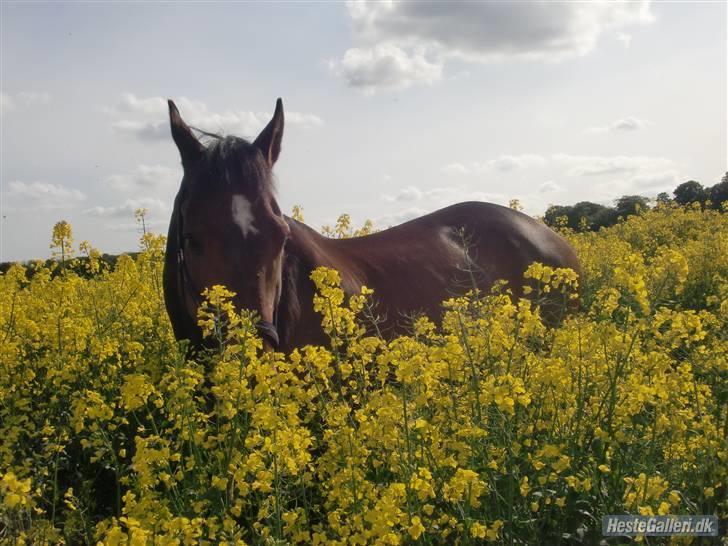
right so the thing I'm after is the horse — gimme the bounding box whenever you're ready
[163,98,581,352]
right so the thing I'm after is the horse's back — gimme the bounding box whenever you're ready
[330,201,580,320]
[372,201,579,275]
[435,201,579,272]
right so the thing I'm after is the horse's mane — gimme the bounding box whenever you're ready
[188,128,275,196]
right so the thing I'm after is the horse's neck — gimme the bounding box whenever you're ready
[277,219,363,349]
[284,218,367,285]
[163,206,202,346]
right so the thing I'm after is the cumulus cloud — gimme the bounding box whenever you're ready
[382,184,507,207]
[1,90,52,115]
[441,154,547,175]
[1,92,15,114]
[329,44,443,91]
[629,170,680,190]
[615,32,632,47]
[382,185,423,202]
[553,154,673,176]
[105,219,169,232]
[108,93,323,141]
[586,116,650,133]
[444,153,674,178]
[374,207,430,227]
[440,163,470,175]
[375,184,511,227]
[538,181,565,193]
[17,91,52,104]
[103,164,181,192]
[332,1,653,90]
[83,197,170,218]
[5,180,86,211]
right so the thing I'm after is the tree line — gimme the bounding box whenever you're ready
[543,172,728,232]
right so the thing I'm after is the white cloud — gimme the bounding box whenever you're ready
[17,91,52,105]
[553,153,673,176]
[629,170,680,190]
[105,219,169,232]
[5,180,86,211]
[492,154,547,172]
[113,93,174,116]
[442,153,676,181]
[374,206,430,227]
[285,112,325,128]
[83,197,170,218]
[1,90,52,115]
[109,93,323,141]
[0,92,15,114]
[103,164,181,192]
[111,120,169,141]
[329,44,443,92]
[441,154,546,175]
[586,116,649,133]
[382,185,423,202]
[375,184,513,227]
[333,1,653,90]
[440,163,470,175]
[615,32,632,47]
[568,166,681,203]
[538,181,565,193]
[382,184,507,206]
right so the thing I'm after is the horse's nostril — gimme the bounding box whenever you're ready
[257,321,279,349]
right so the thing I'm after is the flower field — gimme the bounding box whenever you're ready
[1,204,726,545]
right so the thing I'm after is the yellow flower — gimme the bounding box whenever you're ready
[408,516,425,540]
[470,521,487,538]
[1,472,32,510]
[519,476,531,497]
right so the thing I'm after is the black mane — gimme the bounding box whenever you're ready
[189,131,273,196]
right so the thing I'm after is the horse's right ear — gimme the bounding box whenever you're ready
[254,98,284,167]
[168,100,204,165]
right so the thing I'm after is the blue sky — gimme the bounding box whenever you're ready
[1,1,726,261]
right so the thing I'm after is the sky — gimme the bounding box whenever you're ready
[1,0,726,262]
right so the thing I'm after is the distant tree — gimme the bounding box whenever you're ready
[615,195,649,218]
[508,198,523,211]
[571,201,616,231]
[543,205,573,229]
[590,206,619,229]
[655,192,671,205]
[544,202,620,231]
[673,180,705,206]
[707,172,728,210]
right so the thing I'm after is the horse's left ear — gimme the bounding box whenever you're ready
[168,100,204,165]
[254,98,284,166]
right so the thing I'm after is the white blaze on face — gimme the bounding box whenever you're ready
[231,194,259,238]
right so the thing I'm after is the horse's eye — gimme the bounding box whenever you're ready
[183,235,202,254]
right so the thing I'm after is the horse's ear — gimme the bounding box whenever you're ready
[254,98,284,166]
[168,100,204,165]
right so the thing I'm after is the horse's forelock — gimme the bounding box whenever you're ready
[188,132,275,197]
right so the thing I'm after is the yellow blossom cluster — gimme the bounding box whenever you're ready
[0,203,726,545]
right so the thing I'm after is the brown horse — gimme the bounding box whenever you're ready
[164,98,581,352]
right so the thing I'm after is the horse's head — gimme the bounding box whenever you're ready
[168,98,290,349]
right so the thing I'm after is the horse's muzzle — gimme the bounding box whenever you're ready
[257,321,279,350]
